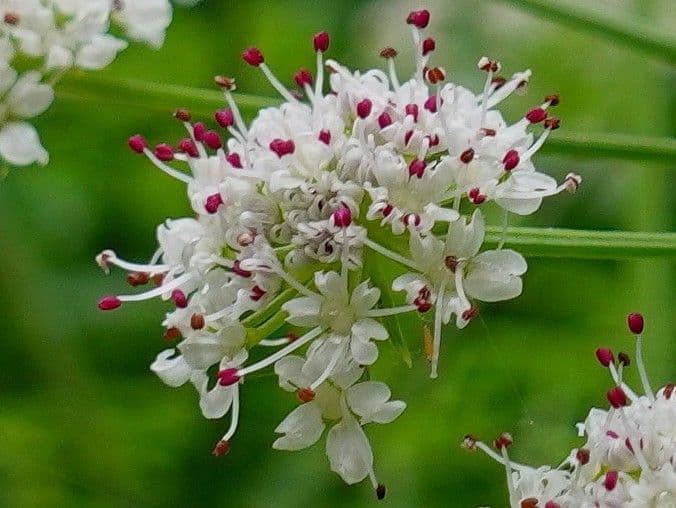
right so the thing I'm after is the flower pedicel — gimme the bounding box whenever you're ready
[97,8,580,496]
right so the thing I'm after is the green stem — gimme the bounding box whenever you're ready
[57,74,675,163]
[246,310,290,347]
[57,72,279,117]
[484,226,676,259]
[498,0,676,64]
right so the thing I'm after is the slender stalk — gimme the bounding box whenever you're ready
[483,227,676,259]
[545,132,676,164]
[498,0,676,64]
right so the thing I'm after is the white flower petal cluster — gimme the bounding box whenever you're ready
[0,0,198,169]
[471,314,675,507]
[96,9,578,495]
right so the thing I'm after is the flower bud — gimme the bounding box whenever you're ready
[242,47,264,66]
[627,312,644,334]
[313,31,329,52]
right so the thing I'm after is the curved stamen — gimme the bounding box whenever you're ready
[117,273,192,302]
[361,237,421,271]
[429,282,446,379]
[260,63,298,103]
[143,148,193,184]
[222,383,240,442]
[366,305,416,318]
[237,326,323,377]
[310,341,345,390]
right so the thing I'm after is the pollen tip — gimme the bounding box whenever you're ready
[313,31,330,53]
[406,9,430,29]
[173,108,191,122]
[128,134,147,154]
[627,312,644,335]
[242,47,264,67]
[376,484,386,500]
[212,439,231,457]
[98,296,122,311]
[595,347,615,367]
[217,368,241,387]
[607,386,628,408]
[215,108,234,128]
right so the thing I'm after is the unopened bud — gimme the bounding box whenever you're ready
[627,313,644,334]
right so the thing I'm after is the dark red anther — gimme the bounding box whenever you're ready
[214,75,236,90]
[205,193,224,214]
[313,31,329,53]
[3,12,19,25]
[445,256,458,272]
[422,37,435,56]
[663,383,674,400]
[468,187,479,200]
[154,144,174,161]
[332,207,352,228]
[404,130,413,146]
[595,348,614,367]
[212,439,230,457]
[215,108,234,128]
[576,448,590,465]
[218,368,240,387]
[294,68,313,88]
[193,122,207,142]
[427,134,440,147]
[232,260,252,278]
[250,285,266,301]
[318,129,331,145]
[405,103,419,122]
[377,112,392,129]
[544,502,560,508]
[128,134,147,154]
[491,76,507,89]
[152,274,164,286]
[408,159,426,178]
[480,128,496,137]
[269,138,295,157]
[603,470,618,491]
[226,153,243,168]
[494,432,513,450]
[624,437,634,453]
[526,107,547,123]
[606,430,619,439]
[297,388,315,403]
[502,149,520,171]
[381,203,393,217]
[356,98,372,119]
[126,271,150,287]
[460,148,475,164]
[462,307,478,321]
[380,47,397,59]
[426,67,445,84]
[242,47,264,66]
[472,193,486,205]
[173,108,191,122]
[98,296,122,311]
[406,9,430,29]
[191,313,205,330]
[618,352,630,366]
[376,484,386,500]
[627,313,644,334]
[520,498,538,508]
[544,117,561,130]
[163,327,180,341]
[415,300,432,313]
[607,386,628,408]
[545,94,560,106]
[424,95,438,112]
[462,434,478,450]
[171,289,188,308]
[203,131,223,150]
[178,138,199,158]
[402,213,421,227]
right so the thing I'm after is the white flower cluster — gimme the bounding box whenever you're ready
[0,0,200,169]
[96,9,579,496]
[467,313,675,507]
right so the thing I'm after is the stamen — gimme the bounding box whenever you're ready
[429,283,446,379]
[214,76,250,140]
[142,148,193,184]
[259,338,291,347]
[309,342,345,390]
[629,312,655,402]
[366,305,417,318]
[236,326,323,377]
[96,249,171,274]
[116,273,192,303]
[222,383,241,442]
[380,47,400,89]
[361,237,420,271]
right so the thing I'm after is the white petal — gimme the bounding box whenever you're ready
[464,264,523,303]
[325,414,373,484]
[495,196,543,215]
[473,249,527,275]
[273,402,325,450]
[314,271,345,299]
[351,319,388,342]
[350,281,380,311]
[282,297,321,327]
[274,355,307,392]
[178,337,226,370]
[150,349,192,387]
[7,71,54,118]
[0,122,48,166]
[75,34,128,70]
[445,209,485,258]
[199,384,234,419]
[350,336,379,365]
[346,381,406,423]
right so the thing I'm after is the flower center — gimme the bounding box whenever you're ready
[320,299,355,335]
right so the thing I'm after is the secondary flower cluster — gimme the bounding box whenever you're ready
[0,0,200,169]
[97,9,579,495]
[466,313,675,507]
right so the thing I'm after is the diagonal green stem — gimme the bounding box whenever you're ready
[485,227,676,259]
[498,0,676,64]
[545,132,676,164]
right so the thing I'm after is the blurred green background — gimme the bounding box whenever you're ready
[0,1,673,506]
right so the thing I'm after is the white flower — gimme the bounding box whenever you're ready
[112,0,173,49]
